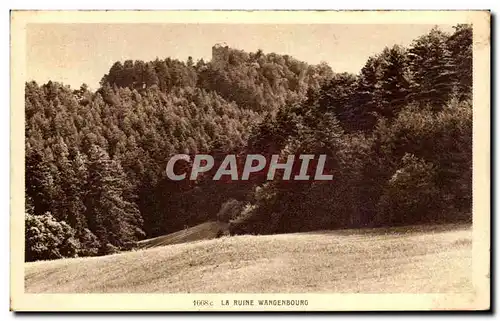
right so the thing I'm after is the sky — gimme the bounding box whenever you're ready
[26,23,454,90]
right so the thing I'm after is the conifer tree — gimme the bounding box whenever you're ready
[408,28,455,110]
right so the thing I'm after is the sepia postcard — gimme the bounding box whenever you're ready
[10,10,490,311]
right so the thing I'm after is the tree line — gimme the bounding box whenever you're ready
[25,25,472,261]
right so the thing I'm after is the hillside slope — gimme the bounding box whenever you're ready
[136,221,229,250]
[25,224,472,293]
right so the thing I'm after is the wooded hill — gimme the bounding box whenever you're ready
[25,25,472,261]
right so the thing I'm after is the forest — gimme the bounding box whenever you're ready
[25,25,472,261]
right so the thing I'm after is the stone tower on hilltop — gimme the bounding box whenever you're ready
[212,43,230,69]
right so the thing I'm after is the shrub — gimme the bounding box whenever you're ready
[216,199,244,223]
[25,212,80,262]
[77,228,100,257]
[101,243,120,255]
[375,153,440,225]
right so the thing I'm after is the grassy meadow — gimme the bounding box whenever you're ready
[24,224,472,293]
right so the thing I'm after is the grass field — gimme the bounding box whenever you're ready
[24,224,472,293]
